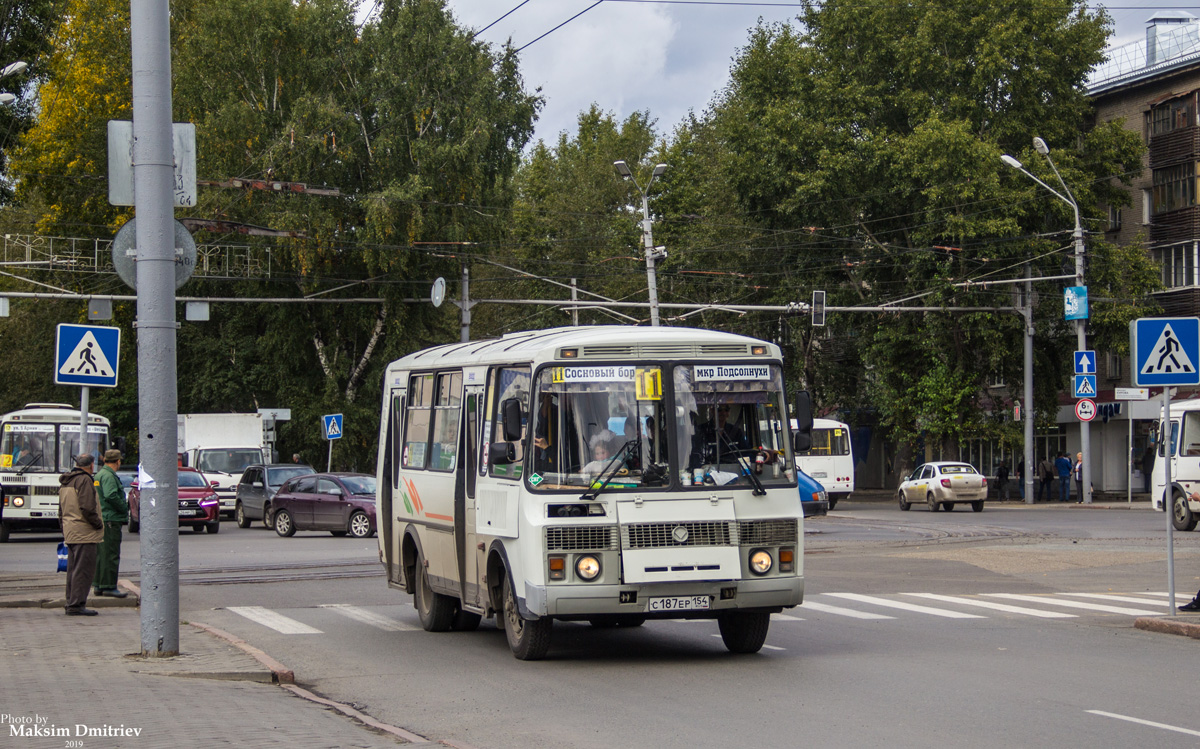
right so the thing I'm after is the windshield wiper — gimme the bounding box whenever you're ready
[714,431,766,496]
[580,439,637,501]
[15,452,44,477]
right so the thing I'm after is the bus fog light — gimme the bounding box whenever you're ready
[749,549,773,575]
[575,555,601,581]
[548,555,566,581]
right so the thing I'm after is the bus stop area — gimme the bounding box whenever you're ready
[0,578,459,748]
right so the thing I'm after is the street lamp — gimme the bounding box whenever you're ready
[1003,137,1091,504]
[0,61,26,105]
[614,160,668,326]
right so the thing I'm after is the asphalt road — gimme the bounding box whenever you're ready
[4,501,1199,747]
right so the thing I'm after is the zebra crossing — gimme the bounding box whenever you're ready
[224,591,1189,636]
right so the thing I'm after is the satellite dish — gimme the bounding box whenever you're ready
[431,277,446,308]
[111,218,197,290]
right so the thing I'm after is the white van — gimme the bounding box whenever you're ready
[794,418,854,510]
[1150,397,1200,531]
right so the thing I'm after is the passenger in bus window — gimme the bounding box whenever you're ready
[581,430,620,478]
[704,404,748,451]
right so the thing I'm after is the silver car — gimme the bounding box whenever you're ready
[235,463,316,528]
[897,462,987,512]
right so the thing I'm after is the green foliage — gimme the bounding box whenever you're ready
[0,0,57,204]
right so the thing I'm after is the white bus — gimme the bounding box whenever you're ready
[376,326,810,660]
[1,403,111,542]
[1150,397,1200,531]
[794,418,854,510]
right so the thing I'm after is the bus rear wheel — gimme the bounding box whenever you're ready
[415,549,454,632]
[718,611,770,654]
[502,573,551,660]
[1172,492,1198,532]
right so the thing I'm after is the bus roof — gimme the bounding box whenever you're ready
[2,404,110,425]
[385,326,781,373]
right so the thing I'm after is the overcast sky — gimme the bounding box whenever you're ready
[438,0,1182,147]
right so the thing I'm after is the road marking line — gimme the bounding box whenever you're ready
[1060,593,1179,607]
[824,593,985,619]
[1087,710,1200,737]
[709,634,784,651]
[319,604,421,631]
[228,606,322,634]
[983,594,1158,616]
[800,600,895,620]
[902,593,1076,618]
[1125,591,1192,603]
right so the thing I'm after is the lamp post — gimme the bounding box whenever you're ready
[0,60,27,105]
[1002,137,1091,504]
[614,160,668,326]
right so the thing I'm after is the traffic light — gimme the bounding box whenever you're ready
[811,290,826,327]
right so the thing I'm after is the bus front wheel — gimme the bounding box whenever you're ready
[502,573,551,660]
[1172,492,1198,532]
[415,548,455,632]
[718,611,770,654]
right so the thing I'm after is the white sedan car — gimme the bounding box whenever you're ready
[897,462,987,512]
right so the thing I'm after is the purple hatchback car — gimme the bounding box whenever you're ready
[271,472,376,538]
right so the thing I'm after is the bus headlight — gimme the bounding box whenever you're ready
[749,549,773,575]
[12,496,24,508]
[575,555,601,581]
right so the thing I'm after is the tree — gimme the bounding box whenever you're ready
[0,0,58,204]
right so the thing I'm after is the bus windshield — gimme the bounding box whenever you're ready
[1,422,108,473]
[674,363,793,488]
[529,365,669,489]
[798,426,851,457]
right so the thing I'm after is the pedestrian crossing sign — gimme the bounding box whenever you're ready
[322,413,343,440]
[1073,375,1096,399]
[1131,317,1200,386]
[55,324,120,388]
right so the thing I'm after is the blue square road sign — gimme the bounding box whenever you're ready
[1073,375,1096,399]
[1074,350,1096,375]
[1131,317,1200,386]
[55,324,120,388]
[323,413,343,440]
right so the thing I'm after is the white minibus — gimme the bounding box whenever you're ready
[794,417,854,510]
[1151,397,1200,531]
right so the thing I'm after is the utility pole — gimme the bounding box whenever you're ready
[131,0,180,656]
[613,161,667,326]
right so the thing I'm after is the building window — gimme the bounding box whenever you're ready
[1151,162,1198,215]
[1150,96,1195,137]
[1143,188,1152,224]
[1105,351,1123,381]
[1107,205,1122,232]
[987,372,1005,389]
[1154,242,1196,288]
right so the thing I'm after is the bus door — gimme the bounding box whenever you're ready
[460,385,484,609]
[383,386,405,585]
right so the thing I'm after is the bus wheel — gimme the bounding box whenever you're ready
[415,549,454,632]
[502,574,551,660]
[1172,492,1198,532]
[828,498,838,511]
[718,611,770,654]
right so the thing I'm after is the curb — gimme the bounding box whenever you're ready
[188,621,295,684]
[1133,616,1200,639]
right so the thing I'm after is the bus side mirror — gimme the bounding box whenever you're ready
[792,390,813,453]
[501,398,523,442]
[489,441,516,465]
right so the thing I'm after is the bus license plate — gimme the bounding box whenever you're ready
[647,596,709,612]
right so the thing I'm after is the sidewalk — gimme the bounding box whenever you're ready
[0,576,462,748]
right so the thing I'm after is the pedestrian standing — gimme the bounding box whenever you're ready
[1055,451,1072,502]
[292,453,304,464]
[1038,456,1055,502]
[1142,445,1155,494]
[93,449,129,598]
[1073,452,1084,504]
[996,462,1010,500]
[58,454,103,616]
[1017,458,1025,499]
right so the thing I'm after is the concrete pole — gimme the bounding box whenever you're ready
[460,265,471,342]
[1074,223,1091,503]
[131,0,180,656]
[570,278,578,326]
[641,194,660,327]
[1163,390,1176,615]
[78,386,90,460]
[1024,264,1035,504]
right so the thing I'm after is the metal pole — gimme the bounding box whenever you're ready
[641,194,660,327]
[1164,389,1176,615]
[327,439,333,473]
[1024,263,1035,504]
[460,265,470,343]
[1127,415,1133,504]
[78,386,90,460]
[570,278,578,326]
[131,0,180,656]
[1074,222,1091,503]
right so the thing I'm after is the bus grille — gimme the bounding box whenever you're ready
[738,519,798,546]
[0,484,31,495]
[623,521,733,549]
[546,525,618,551]
[34,486,58,495]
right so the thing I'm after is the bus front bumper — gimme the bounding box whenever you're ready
[521,576,804,619]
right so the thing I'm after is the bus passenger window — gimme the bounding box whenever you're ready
[430,372,462,472]
[404,374,434,469]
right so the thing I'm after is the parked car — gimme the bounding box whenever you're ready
[798,468,829,518]
[271,472,376,538]
[897,462,987,512]
[115,469,138,501]
[128,467,221,533]
[234,463,317,529]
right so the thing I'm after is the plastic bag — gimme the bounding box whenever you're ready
[56,542,68,573]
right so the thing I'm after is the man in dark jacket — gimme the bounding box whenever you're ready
[93,449,129,598]
[59,454,103,616]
